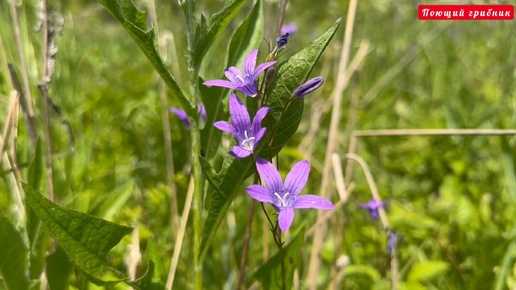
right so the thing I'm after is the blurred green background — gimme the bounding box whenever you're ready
[1,0,516,289]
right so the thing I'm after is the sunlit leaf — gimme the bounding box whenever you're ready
[22,183,133,286]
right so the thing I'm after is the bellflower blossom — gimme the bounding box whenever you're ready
[293,77,324,98]
[359,199,387,220]
[246,158,335,232]
[280,23,298,35]
[387,230,400,255]
[203,49,276,97]
[214,93,269,158]
[170,104,207,130]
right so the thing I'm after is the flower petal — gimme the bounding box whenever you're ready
[293,195,334,210]
[224,67,245,85]
[278,207,295,232]
[254,61,277,78]
[246,185,274,203]
[170,108,190,129]
[254,127,267,146]
[243,49,258,76]
[228,93,251,134]
[284,160,310,197]
[252,106,270,133]
[230,145,252,158]
[255,158,283,193]
[203,79,240,89]
[213,121,238,137]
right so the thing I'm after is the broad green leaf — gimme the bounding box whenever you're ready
[192,0,247,68]
[265,17,342,153]
[46,246,73,290]
[89,180,134,219]
[254,227,305,290]
[199,18,341,259]
[0,216,30,290]
[201,0,264,159]
[22,183,133,286]
[97,0,193,112]
[407,260,449,282]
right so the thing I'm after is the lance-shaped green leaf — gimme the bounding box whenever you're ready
[254,226,305,290]
[0,216,30,290]
[201,0,264,159]
[22,183,133,286]
[192,0,247,68]
[98,0,193,113]
[200,18,341,259]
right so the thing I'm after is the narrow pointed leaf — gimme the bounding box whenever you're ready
[97,0,193,112]
[89,180,134,219]
[0,216,30,290]
[22,183,133,285]
[254,227,305,290]
[200,18,341,259]
[193,0,247,67]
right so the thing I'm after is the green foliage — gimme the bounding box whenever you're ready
[254,227,305,290]
[199,18,341,259]
[22,184,133,286]
[0,216,30,290]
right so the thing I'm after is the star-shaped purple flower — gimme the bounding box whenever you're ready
[359,199,387,220]
[247,158,335,232]
[214,93,269,158]
[203,49,276,97]
[170,104,207,130]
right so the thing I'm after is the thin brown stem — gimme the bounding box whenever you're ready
[8,0,36,145]
[307,0,358,287]
[236,200,256,290]
[276,0,289,35]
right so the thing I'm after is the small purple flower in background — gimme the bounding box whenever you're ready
[170,104,207,130]
[247,158,334,232]
[387,230,400,255]
[293,77,324,98]
[280,23,298,35]
[214,93,269,158]
[359,199,387,220]
[203,49,276,97]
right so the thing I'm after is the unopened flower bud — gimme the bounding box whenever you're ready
[293,77,324,98]
[275,33,289,51]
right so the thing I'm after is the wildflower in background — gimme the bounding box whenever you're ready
[293,77,324,98]
[214,93,269,158]
[359,199,387,220]
[170,104,207,130]
[247,158,335,232]
[203,49,276,97]
[280,23,298,35]
[387,230,400,255]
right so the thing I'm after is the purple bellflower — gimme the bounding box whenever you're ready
[214,93,269,158]
[293,77,324,98]
[280,23,298,35]
[170,104,207,130]
[247,158,335,232]
[387,230,400,255]
[203,49,276,97]
[359,199,387,220]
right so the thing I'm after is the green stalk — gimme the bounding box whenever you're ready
[181,0,203,288]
